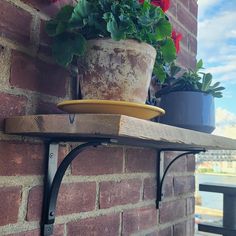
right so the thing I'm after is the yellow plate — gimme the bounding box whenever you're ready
[57,100,165,120]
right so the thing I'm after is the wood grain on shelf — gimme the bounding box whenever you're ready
[5,114,236,150]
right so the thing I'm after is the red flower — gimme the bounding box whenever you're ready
[171,30,182,53]
[139,0,170,12]
[151,0,170,12]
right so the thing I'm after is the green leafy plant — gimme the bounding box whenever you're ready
[155,60,225,98]
[46,0,180,82]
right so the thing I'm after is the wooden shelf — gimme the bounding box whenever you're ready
[5,114,236,150]
[5,114,236,236]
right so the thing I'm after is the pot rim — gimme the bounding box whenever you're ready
[87,38,157,57]
[161,91,214,97]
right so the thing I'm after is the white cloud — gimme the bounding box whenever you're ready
[198,11,236,50]
[214,126,236,139]
[226,30,236,39]
[198,0,221,19]
[198,0,236,121]
[214,108,236,138]
[216,108,236,125]
[198,9,236,84]
[206,59,236,83]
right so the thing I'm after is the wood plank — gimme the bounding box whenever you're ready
[5,114,121,136]
[4,114,236,150]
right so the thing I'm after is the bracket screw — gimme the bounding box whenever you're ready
[49,211,55,217]
[49,153,54,159]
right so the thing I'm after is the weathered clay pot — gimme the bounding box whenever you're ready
[78,39,156,103]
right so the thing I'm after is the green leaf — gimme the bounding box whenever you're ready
[71,33,86,56]
[210,82,220,89]
[71,0,91,22]
[56,5,74,21]
[155,19,172,40]
[153,64,166,84]
[212,86,225,92]
[105,13,124,40]
[56,22,67,35]
[45,20,58,37]
[52,35,74,67]
[212,92,223,98]
[160,38,176,63]
[52,33,86,67]
[196,59,203,71]
[46,6,74,36]
[202,73,212,91]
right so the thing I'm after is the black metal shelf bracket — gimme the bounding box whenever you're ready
[41,138,112,236]
[41,139,205,236]
[156,148,205,209]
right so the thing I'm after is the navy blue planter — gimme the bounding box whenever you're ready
[159,91,215,133]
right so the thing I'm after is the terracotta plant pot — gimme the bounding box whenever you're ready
[78,39,156,103]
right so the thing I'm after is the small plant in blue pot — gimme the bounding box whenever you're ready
[155,60,225,133]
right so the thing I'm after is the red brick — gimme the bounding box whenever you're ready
[162,176,173,198]
[174,175,195,195]
[186,217,195,235]
[10,51,68,97]
[0,141,44,176]
[67,214,120,236]
[187,196,195,215]
[177,47,196,69]
[158,227,172,236]
[177,4,198,36]
[39,21,52,57]
[0,187,21,226]
[164,151,187,173]
[38,44,52,57]
[6,224,64,236]
[188,34,198,55]
[40,21,52,46]
[159,199,186,223]
[174,221,186,236]
[0,93,27,130]
[143,176,172,200]
[99,179,141,209]
[187,154,196,172]
[122,207,157,235]
[145,231,158,236]
[57,144,70,166]
[27,182,96,221]
[71,146,123,176]
[146,226,173,236]
[143,178,156,200]
[178,0,189,8]
[189,0,198,18]
[21,0,76,17]
[125,148,156,173]
[168,0,177,17]
[35,100,64,115]
[0,1,32,45]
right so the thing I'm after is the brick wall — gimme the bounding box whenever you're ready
[0,0,198,235]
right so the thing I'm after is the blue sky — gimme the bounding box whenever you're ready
[197,0,236,138]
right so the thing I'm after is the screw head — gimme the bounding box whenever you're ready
[49,211,54,217]
[49,153,54,158]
